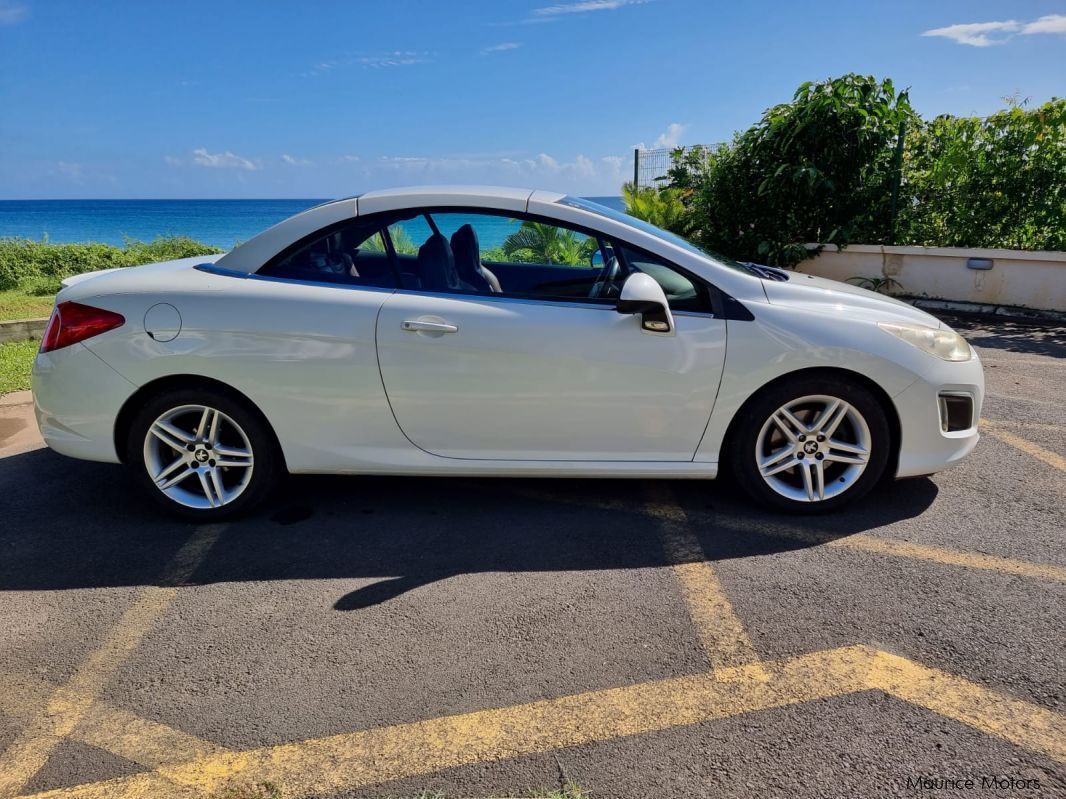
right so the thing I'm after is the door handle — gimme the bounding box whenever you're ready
[401,319,458,334]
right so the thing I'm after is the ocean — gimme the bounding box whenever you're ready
[0,196,627,251]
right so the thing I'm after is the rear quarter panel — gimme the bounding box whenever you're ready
[79,273,409,472]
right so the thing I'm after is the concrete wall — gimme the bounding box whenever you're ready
[797,245,1066,314]
[0,317,47,345]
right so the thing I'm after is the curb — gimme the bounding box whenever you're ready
[0,390,33,406]
[906,298,1066,324]
[0,317,48,345]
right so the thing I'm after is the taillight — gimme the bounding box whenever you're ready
[39,301,125,353]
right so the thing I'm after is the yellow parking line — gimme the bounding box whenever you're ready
[866,650,1066,763]
[643,483,769,680]
[20,646,1065,799]
[0,673,228,771]
[830,534,1066,582]
[706,512,1066,583]
[19,774,200,799]
[0,524,225,799]
[982,419,1066,474]
[500,483,1066,583]
[19,646,874,799]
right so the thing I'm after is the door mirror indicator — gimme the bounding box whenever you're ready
[617,273,674,336]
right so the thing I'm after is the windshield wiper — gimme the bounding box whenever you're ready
[740,262,790,281]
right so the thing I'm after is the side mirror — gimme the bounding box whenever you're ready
[616,273,674,335]
[590,251,604,269]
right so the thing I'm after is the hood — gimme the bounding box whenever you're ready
[58,254,225,300]
[763,271,942,328]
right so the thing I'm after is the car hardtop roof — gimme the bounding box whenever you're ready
[214,186,568,273]
[360,185,535,203]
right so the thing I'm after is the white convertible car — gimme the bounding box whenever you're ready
[32,187,983,518]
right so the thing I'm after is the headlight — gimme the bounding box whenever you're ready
[877,322,972,361]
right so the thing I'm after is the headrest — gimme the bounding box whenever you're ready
[417,233,458,290]
[451,223,479,259]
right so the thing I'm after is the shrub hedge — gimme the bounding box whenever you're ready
[0,236,223,293]
[641,75,1065,266]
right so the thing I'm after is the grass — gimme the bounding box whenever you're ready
[0,339,37,394]
[0,288,54,322]
[0,236,223,322]
[392,787,588,799]
[209,784,282,799]
[207,785,588,799]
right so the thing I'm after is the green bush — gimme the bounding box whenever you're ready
[644,76,1065,265]
[621,183,691,234]
[0,236,224,292]
[898,98,1065,251]
[660,74,914,266]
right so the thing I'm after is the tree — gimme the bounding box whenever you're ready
[663,74,915,266]
[621,183,691,234]
[502,221,597,265]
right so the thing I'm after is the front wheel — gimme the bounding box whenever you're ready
[127,388,280,520]
[729,376,891,513]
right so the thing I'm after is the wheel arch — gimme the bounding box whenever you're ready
[113,374,286,470]
[720,366,901,478]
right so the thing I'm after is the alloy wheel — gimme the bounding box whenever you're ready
[142,404,255,509]
[755,394,872,503]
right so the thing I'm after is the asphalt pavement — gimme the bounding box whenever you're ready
[0,313,1063,798]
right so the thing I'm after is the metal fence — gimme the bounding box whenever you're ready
[632,145,718,190]
[632,148,675,190]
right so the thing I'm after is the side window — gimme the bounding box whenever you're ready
[259,220,396,288]
[386,210,611,301]
[617,245,713,313]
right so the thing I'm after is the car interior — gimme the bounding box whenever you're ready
[259,211,711,312]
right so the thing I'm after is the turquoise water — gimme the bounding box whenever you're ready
[0,197,626,251]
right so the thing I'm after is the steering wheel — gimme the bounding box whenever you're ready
[591,255,625,299]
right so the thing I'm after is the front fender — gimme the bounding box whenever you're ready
[695,303,933,464]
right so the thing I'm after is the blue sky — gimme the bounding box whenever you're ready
[1,0,1063,199]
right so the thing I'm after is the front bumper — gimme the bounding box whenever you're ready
[32,343,137,463]
[893,352,985,478]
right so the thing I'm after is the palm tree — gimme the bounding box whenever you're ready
[622,183,691,234]
[502,221,598,266]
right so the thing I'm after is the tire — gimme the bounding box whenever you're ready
[126,387,281,520]
[728,375,891,513]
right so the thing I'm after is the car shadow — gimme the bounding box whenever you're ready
[0,447,938,610]
[938,313,1066,359]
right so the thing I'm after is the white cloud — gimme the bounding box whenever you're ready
[1022,14,1066,35]
[0,2,27,25]
[481,41,522,54]
[189,147,259,171]
[359,51,431,68]
[304,60,342,77]
[921,20,1020,47]
[366,150,625,192]
[633,122,686,151]
[922,15,1066,47]
[281,154,313,167]
[51,161,83,182]
[536,153,559,170]
[533,0,650,17]
[654,122,685,149]
[303,51,431,76]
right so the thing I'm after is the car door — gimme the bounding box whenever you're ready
[374,210,727,461]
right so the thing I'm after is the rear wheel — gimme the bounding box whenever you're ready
[127,388,280,519]
[729,376,891,513]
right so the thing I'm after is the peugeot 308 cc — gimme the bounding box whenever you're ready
[32,187,984,519]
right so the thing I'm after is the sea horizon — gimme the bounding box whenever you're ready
[0,196,626,250]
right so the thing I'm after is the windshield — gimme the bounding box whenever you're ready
[559,195,757,275]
